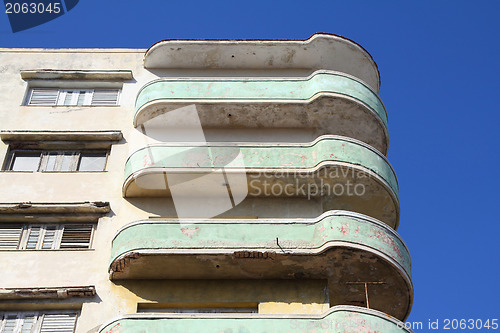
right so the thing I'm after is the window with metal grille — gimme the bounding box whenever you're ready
[0,312,77,333]
[5,150,108,172]
[27,88,120,106]
[0,224,94,250]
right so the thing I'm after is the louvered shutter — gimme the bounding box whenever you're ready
[19,315,35,333]
[1,315,18,333]
[60,225,93,249]
[90,89,120,106]
[0,226,23,250]
[41,226,57,250]
[39,314,77,333]
[25,226,41,250]
[28,89,59,106]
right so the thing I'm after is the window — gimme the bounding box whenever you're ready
[0,224,94,250]
[27,88,120,106]
[0,312,77,333]
[138,307,257,313]
[6,150,108,172]
[137,303,258,314]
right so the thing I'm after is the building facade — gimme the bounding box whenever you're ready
[0,33,413,332]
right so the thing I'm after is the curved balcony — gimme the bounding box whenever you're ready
[109,211,412,320]
[123,135,399,228]
[135,71,388,154]
[98,306,413,333]
[144,33,381,92]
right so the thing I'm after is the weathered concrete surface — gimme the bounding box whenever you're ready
[124,136,397,193]
[0,37,409,332]
[144,33,381,92]
[98,306,413,333]
[108,211,412,320]
[0,130,123,142]
[0,201,109,222]
[0,286,95,299]
[135,71,388,154]
[0,48,148,333]
[20,70,133,81]
[113,279,330,316]
[123,135,399,227]
[110,211,410,276]
[0,201,109,214]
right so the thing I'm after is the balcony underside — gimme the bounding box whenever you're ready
[123,136,399,228]
[144,33,381,92]
[135,72,387,153]
[109,211,412,320]
[98,306,413,333]
[137,96,388,155]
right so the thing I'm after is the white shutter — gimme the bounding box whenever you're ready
[39,314,76,333]
[0,314,36,333]
[0,226,23,250]
[59,225,93,249]
[91,89,120,106]
[25,226,41,250]
[58,90,91,106]
[28,89,59,106]
[1,315,18,333]
[41,226,57,250]
[19,315,35,333]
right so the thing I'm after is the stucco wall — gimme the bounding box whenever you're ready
[0,49,336,333]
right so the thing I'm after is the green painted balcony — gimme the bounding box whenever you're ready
[134,71,389,154]
[98,306,413,333]
[123,136,400,228]
[109,211,412,320]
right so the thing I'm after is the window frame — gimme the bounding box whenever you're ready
[4,149,109,173]
[0,311,78,333]
[57,89,93,106]
[26,88,121,106]
[0,223,95,251]
[22,224,59,250]
[5,151,42,172]
[137,307,258,313]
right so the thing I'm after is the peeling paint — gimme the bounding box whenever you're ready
[98,306,413,333]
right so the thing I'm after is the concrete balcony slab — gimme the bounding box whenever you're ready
[109,211,412,320]
[123,136,399,227]
[135,72,388,153]
[98,306,413,332]
[144,33,380,92]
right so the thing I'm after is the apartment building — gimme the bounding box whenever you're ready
[0,33,413,332]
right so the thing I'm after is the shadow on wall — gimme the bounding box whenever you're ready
[113,279,329,308]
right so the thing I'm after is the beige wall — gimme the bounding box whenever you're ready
[0,49,330,333]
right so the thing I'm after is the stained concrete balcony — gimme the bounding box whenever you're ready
[98,306,412,333]
[135,71,388,154]
[144,33,381,92]
[123,136,399,228]
[109,211,412,320]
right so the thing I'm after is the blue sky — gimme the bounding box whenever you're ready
[1,0,499,330]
